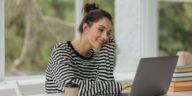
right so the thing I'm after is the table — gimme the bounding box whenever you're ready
[165,92,192,96]
[27,91,192,96]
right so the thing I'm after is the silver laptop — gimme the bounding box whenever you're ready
[120,56,178,96]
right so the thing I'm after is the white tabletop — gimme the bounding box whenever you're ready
[26,92,192,96]
[166,92,192,96]
[26,93,63,96]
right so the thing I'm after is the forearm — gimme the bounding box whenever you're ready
[70,79,122,96]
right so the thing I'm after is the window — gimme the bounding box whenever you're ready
[158,0,192,56]
[142,0,192,57]
[3,0,115,78]
[5,0,75,76]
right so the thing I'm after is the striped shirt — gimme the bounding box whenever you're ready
[45,38,122,96]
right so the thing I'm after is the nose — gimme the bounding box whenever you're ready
[101,32,109,44]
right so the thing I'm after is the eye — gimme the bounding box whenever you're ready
[98,28,104,32]
[107,32,112,37]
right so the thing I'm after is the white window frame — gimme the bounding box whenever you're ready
[75,0,83,38]
[0,0,5,81]
[159,0,192,2]
[141,0,158,57]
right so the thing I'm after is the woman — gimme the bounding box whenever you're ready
[45,3,130,96]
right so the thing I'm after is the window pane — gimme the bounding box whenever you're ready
[158,2,192,56]
[5,0,75,76]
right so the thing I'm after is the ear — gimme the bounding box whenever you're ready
[82,23,89,32]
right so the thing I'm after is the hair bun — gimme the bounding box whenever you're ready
[83,3,99,14]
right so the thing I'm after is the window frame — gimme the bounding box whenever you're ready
[141,0,158,57]
[159,0,192,2]
[0,0,5,81]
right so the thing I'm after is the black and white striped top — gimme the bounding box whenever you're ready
[45,39,122,96]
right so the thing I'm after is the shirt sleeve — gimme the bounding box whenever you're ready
[50,59,122,96]
[98,37,116,81]
[49,42,122,96]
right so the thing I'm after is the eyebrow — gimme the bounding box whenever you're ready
[98,25,105,28]
[98,25,112,32]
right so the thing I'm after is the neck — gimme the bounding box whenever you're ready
[71,37,92,57]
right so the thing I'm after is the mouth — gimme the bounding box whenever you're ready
[97,40,104,47]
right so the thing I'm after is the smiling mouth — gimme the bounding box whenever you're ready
[97,40,104,46]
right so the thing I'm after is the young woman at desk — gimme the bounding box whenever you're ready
[45,2,130,96]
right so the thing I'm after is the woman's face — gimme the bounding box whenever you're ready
[84,17,112,49]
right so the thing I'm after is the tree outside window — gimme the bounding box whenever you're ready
[158,2,192,56]
[5,0,75,76]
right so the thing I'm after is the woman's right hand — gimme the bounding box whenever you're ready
[121,81,132,90]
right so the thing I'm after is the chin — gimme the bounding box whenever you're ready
[93,42,103,49]
[94,46,101,49]
[94,45,102,49]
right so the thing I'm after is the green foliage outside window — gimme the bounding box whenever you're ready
[159,2,192,56]
[5,0,75,76]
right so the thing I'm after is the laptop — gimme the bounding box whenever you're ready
[120,56,178,96]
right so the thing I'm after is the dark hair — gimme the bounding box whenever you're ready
[78,3,113,33]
